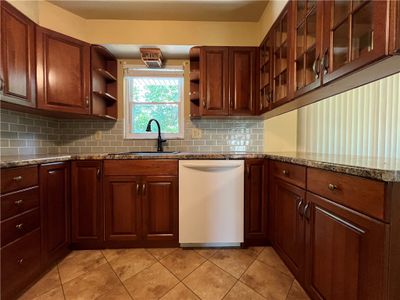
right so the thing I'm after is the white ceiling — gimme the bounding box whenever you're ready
[48,0,269,22]
[103,44,193,59]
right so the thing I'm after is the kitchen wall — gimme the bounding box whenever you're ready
[0,110,263,155]
[297,72,400,159]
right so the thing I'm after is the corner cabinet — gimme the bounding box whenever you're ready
[40,162,70,265]
[305,192,386,299]
[36,26,91,115]
[71,161,103,248]
[244,159,268,245]
[0,1,36,107]
[321,0,388,84]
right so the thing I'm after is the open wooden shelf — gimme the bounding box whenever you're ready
[93,91,117,103]
[95,68,117,82]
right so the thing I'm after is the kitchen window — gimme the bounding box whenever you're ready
[124,65,184,139]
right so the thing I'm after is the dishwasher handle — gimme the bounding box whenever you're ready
[180,162,243,171]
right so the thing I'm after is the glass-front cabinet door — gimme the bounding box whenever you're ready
[293,0,323,97]
[322,0,388,84]
[259,34,272,113]
[272,8,290,108]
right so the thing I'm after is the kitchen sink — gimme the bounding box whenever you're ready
[109,151,180,155]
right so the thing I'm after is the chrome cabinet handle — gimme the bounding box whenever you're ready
[282,170,289,176]
[14,199,23,206]
[297,198,304,216]
[15,223,24,231]
[0,77,4,91]
[96,168,101,178]
[85,96,89,107]
[17,258,24,265]
[328,183,337,191]
[136,183,140,195]
[246,165,250,178]
[303,202,310,221]
[202,101,206,108]
[13,176,22,181]
[312,55,320,79]
[321,49,329,75]
[142,183,146,195]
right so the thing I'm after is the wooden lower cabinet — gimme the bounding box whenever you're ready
[71,161,103,248]
[142,176,178,243]
[271,178,306,281]
[40,162,70,265]
[305,192,386,300]
[104,174,179,247]
[244,159,268,245]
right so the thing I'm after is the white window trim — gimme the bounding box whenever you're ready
[123,64,185,140]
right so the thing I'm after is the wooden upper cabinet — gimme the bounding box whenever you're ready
[71,161,103,246]
[390,0,400,54]
[40,162,70,265]
[200,47,229,116]
[142,176,178,242]
[244,159,268,245]
[36,26,91,114]
[292,0,324,97]
[271,5,292,108]
[321,0,388,85]
[259,34,273,114]
[305,192,386,300]
[229,47,257,115]
[0,1,35,107]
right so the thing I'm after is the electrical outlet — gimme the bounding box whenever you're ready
[191,128,202,139]
[94,131,102,140]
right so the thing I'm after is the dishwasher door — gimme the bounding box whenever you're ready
[179,160,244,247]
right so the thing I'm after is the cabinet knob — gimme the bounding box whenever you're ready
[14,199,24,206]
[17,258,24,265]
[15,223,24,231]
[328,184,337,191]
[0,77,4,92]
[282,170,289,176]
[96,168,101,178]
[13,176,22,181]
[85,96,89,107]
[202,101,206,108]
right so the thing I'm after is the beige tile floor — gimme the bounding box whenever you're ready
[19,247,310,300]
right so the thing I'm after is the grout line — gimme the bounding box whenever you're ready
[56,264,67,300]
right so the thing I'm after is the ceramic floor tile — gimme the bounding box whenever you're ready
[102,248,157,281]
[240,260,293,300]
[29,286,64,300]
[123,262,179,299]
[96,284,132,300]
[209,249,255,278]
[194,248,218,259]
[160,249,206,280]
[286,280,310,300]
[160,283,200,300]
[58,250,107,284]
[246,247,265,258]
[256,247,294,278]
[19,267,61,299]
[62,263,121,300]
[223,281,266,300]
[146,248,178,260]
[183,261,236,300]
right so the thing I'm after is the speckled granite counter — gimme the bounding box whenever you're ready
[1,152,399,182]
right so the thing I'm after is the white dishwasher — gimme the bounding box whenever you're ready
[179,160,244,247]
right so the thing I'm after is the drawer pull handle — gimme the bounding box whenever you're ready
[297,198,304,216]
[142,183,146,195]
[282,170,289,176]
[14,199,24,206]
[15,223,24,230]
[13,176,22,181]
[17,258,24,265]
[328,184,338,191]
[303,203,310,221]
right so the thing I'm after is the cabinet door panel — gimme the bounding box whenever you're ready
[0,1,35,106]
[71,161,103,245]
[36,27,90,114]
[305,192,386,300]
[142,176,178,241]
[322,0,388,84]
[40,162,70,264]
[244,159,268,245]
[200,47,229,116]
[104,176,141,241]
[272,178,305,279]
[229,47,257,115]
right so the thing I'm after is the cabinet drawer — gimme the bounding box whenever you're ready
[1,229,41,300]
[1,166,38,194]
[1,187,39,220]
[104,160,178,176]
[1,208,40,247]
[307,168,386,220]
[270,160,306,189]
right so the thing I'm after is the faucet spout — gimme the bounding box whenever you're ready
[145,119,167,152]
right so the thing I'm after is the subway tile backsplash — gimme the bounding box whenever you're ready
[1,109,264,155]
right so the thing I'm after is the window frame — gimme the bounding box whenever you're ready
[123,65,185,140]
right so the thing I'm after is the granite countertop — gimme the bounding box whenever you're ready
[1,152,399,182]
